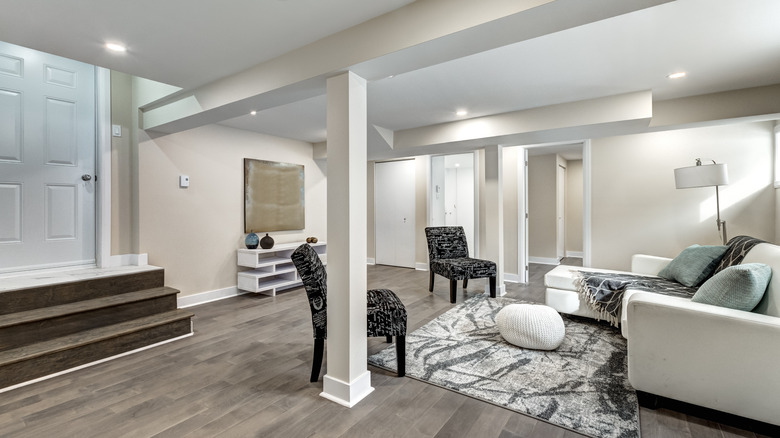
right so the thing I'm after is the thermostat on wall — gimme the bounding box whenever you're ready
[179,175,190,188]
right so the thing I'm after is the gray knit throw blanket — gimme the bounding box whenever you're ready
[574,236,766,327]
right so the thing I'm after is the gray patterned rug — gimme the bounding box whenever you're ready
[368,295,639,438]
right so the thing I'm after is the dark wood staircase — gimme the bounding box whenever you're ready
[0,268,193,390]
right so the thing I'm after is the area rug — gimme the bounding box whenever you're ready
[368,295,639,438]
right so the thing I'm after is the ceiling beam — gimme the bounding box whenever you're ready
[140,0,674,135]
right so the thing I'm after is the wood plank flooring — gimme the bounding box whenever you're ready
[0,260,771,437]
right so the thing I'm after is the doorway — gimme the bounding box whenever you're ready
[429,153,476,257]
[0,41,99,273]
[516,141,589,280]
[375,159,416,268]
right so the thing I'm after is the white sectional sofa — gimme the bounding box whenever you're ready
[543,242,780,427]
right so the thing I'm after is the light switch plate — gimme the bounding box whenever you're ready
[179,175,190,188]
[112,124,122,137]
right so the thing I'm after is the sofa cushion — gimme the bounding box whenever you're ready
[691,263,772,311]
[658,244,728,287]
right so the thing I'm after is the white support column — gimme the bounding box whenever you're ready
[322,71,373,407]
[484,145,506,296]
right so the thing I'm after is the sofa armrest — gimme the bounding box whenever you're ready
[627,292,780,425]
[630,254,671,276]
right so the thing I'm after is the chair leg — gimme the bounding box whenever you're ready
[385,335,392,343]
[311,338,324,382]
[463,277,468,289]
[396,335,406,377]
[429,270,434,292]
[489,276,497,298]
[449,279,457,303]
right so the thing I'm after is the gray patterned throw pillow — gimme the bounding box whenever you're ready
[691,263,772,311]
[658,244,728,287]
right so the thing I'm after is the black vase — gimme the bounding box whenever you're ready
[260,233,274,249]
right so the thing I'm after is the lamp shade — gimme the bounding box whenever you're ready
[674,163,728,189]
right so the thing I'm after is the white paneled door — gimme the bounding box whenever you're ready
[0,41,96,273]
[375,160,416,268]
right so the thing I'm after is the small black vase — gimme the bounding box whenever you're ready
[260,233,274,249]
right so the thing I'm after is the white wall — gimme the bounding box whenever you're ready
[137,124,326,297]
[591,121,776,270]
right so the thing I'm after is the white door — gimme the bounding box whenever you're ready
[0,41,96,273]
[375,160,415,268]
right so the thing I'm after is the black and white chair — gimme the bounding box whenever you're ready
[291,243,407,382]
[425,226,497,303]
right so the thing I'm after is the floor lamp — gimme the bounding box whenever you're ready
[674,159,729,244]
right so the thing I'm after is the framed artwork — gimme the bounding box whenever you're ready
[244,158,304,233]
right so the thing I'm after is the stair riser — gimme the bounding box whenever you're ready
[0,318,192,389]
[0,295,179,351]
[0,270,164,315]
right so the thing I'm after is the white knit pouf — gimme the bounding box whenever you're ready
[496,304,565,350]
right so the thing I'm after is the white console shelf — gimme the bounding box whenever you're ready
[237,241,326,295]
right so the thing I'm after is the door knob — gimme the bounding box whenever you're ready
[81,174,92,181]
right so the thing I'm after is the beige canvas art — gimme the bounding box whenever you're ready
[244,159,305,233]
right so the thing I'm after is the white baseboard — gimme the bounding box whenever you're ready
[367,258,376,265]
[485,283,507,296]
[178,286,247,308]
[565,251,584,258]
[415,263,428,271]
[503,273,521,283]
[529,256,561,266]
[109,253,148,267]
[321,371,375,408]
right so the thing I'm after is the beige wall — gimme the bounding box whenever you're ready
[137,124,326,297]
[110,71,134,255]
[591,121,776,270]
[528,154,557,259]
[565,159,583,254]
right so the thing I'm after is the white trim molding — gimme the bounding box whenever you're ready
[321,371,374,408]
[109,253,149,267]
[415,262,429,271]
[565,251,584,258]
[178,286,246,308]
[367,258,376,265]
[503,273,522,283]
[96,66,112,269]
[529,256,561,265]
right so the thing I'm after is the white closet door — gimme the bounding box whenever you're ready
[375,160,416,268]
[0,41,96,273]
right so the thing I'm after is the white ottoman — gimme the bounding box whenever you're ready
[496,304,565,350]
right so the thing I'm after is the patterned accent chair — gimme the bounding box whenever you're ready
[291,244,407,382]
[425,226,497,303]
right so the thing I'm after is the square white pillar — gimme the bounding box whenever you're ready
[484,145,506,296]
[322,71,373,407]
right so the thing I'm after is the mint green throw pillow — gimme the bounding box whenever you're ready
[691,263,772,311]
[658,244,728,287]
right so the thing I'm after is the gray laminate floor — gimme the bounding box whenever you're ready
[0,260,770,437]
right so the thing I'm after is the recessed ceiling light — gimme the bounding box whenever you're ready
[667,71,687,79]
[456,109,468,116]
[105,43,127,53]
[250,110,257,116]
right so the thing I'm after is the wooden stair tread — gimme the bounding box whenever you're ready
[0,287,180,329]
[0,309,193,366]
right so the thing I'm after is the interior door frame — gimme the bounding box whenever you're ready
[516,140,591,281]
[96,67,111,268]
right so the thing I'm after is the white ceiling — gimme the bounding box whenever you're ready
[2,0,779,150]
